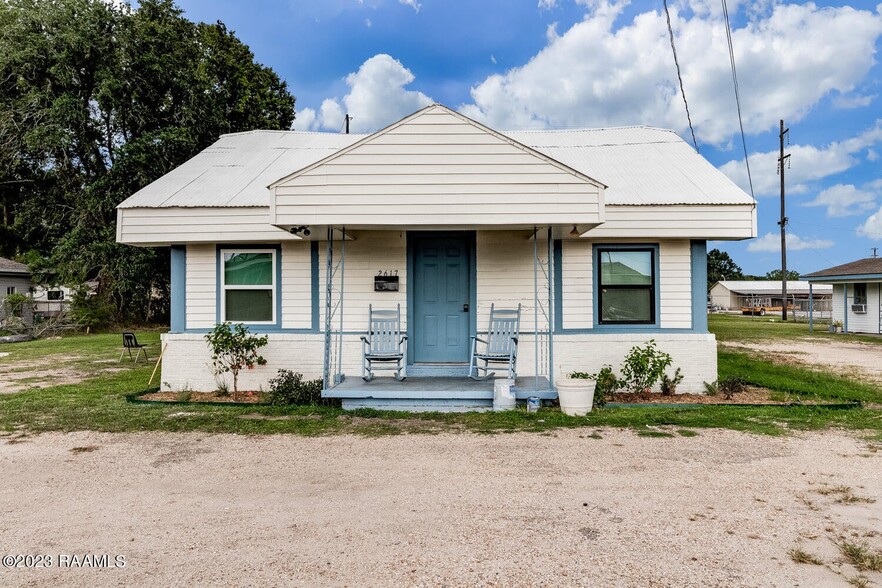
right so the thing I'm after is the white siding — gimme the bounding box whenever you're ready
[185,244,216,329]
[659,240,693,329]
[117,207,300,246]
[584,205,755,239]
[845,282,881,334]
[281,242,313,329]
[272,107,603,229]
[475,231,547,333]
[317,231,407,332]
[561,240,592,329]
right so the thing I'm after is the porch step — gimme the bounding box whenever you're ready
[342,398,493,412]
[407,364,471,377]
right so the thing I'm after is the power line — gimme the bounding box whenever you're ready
[662,0,699,153]
[721,0,754,199]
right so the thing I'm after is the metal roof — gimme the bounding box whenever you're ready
[118,123,754,209]
[713,281,832,295]
[0,256,29,275]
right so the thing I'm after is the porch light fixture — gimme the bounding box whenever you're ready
[569,225,580,237]
[289,225,311,237]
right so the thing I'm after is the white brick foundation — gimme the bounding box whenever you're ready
[159,332,717,394]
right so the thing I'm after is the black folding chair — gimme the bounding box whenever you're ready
[119,331,148,363]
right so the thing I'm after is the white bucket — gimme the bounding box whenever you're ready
[493,378,516,411]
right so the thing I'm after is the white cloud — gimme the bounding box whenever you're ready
[365,17,372,27]
[546,21,559,43]
[747,232,834,252]
[869,149,879,162]
[399,0,420,13]
[459,2,882,144]
[538,0,557,9]
[833,93,877,109]
[719,120,882,197]
[291,107,317,131]
[301,54,433,133]
[804,184,877,217]
[858,206,882,240]
[490,54,497,64]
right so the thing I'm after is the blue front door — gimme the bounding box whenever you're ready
[412,234,472,363]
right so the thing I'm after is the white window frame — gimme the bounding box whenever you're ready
[220,248,277,325]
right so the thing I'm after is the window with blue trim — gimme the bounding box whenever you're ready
[597,247,656,324]
[220,249,276,323]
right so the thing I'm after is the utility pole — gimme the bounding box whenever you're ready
[344,114,352,134]
[778,119,791,321]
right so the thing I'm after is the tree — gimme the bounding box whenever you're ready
[204,323,268,399]
[707,248,743,288]
[764,269,800,281]
[0,0,296,323]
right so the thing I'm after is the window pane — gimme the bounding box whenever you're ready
[224,252,273,286]
[601,288,652,322]
[225,290,273,322]
[600,251,652,285]
[854,283,867,304]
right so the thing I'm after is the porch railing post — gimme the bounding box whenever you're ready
[533,226,539,392]
[547,226,554,389]
[336,227,345,383]
[323,227,334,389]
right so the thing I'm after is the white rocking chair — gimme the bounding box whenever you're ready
[361,304,408,382]
[469,303,521,380]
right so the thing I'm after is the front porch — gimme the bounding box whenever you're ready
[324,374,554,412]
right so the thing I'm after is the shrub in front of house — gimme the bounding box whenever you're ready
[266,369,330,406]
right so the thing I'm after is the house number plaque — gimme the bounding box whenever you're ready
[374,270,399,291]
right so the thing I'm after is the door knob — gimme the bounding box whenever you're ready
[463,303,469,312]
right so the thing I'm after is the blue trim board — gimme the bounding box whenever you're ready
[803,273,882,282]
[170,246,186,333]
[691,240,708,333]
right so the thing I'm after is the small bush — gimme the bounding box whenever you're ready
[619,339,672,393]
[703,381,719,396]
[266,369,327,406]
[660,368,684,396]
[204,323,268,398]
[718,376,747,400]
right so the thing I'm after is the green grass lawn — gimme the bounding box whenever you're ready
[0,325,880,439]
[709,313,882,345]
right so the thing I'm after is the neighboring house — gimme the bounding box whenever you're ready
[0,256,32,324]
[31,284,77,317]
[116,104,756,409]
[803,257,882,334]
[709,280,832,313]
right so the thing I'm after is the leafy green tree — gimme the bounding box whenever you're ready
[205,323,269,398]
[707,248,743,288]
[0,0,296,322]
[764,269,800,281]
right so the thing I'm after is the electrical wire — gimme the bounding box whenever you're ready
[662,0,699,153]
[721,0,755,199]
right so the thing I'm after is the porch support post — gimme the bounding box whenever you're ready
[323,227,334,389]
[533,226,539,392]
[337,227,345,381]
[547,226,554,389]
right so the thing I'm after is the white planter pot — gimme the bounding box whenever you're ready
[556,379,595,416]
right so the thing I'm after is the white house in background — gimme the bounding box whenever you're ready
[115,104,757,410]
[803,257,882,334]
[709,280,832,311]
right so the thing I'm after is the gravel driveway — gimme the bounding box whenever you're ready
[1,429,880,587]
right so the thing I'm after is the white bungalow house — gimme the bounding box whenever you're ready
[116,104,756,410]
[803,257,882,334]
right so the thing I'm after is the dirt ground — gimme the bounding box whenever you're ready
[723,338,882,385]
[1,429,880,587]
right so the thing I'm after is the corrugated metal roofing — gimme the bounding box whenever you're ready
[715,281,832,295]
[118,124,754,209]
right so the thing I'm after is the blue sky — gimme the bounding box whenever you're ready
[174,0,882,276]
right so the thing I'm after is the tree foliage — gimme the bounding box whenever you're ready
[204,323,268,397]
[0,0,295,323]
[707,248,743,288]
[764,269,801,281]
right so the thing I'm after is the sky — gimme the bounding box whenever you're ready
[172,0,882,277]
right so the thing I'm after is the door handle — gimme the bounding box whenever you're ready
[463,303,469,312]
